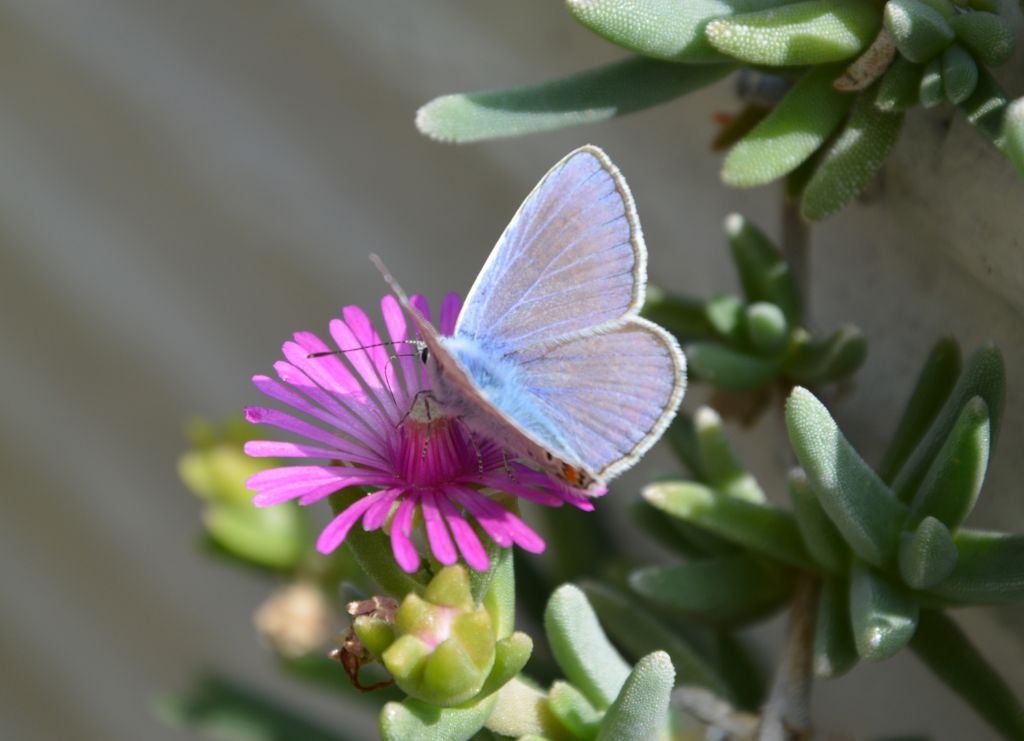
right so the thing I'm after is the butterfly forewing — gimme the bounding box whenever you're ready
[454,146,645,352]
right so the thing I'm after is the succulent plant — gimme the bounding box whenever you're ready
[417,0,1024,220]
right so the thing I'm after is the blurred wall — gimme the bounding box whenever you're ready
[1,1,1022,739]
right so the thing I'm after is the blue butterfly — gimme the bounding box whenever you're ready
[376,145,686,491]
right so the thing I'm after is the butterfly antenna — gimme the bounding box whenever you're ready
[307,340,420,359]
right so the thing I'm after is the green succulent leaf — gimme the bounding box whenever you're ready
[706,0,881,66]
[566,0,788,63]
[722,65,854,187]
[693,406,766,501]
[745,302,790,354]
[380,694,498,741]
[1004,99,1024,177]
[643,285,716,340]
[940,43,979,104]
[724,212,802,323]
[814,577,858,678]
[485,678,563,740]
[949,11,1016,66]
[581,581,733,699]
[482,547,516,640]
[918,56,946,108]
[911,610,1024,740]
[898,516,958,589]
[884,0,955,63]
[475,633,534,699]
[785,325,868,382]
[547,681,601,740]
[906,397,990,530]
[848,561,919,661]
[630,554,795,624]
[643,480,814,568]
[926,530,1024,604]
[892,344,1004,503]
[203,502,307,571]
[544,584,631,709]
[878,336,962,484]
[785,387,906,566]
[788,468,849,574]
[415,57,733,142]
[686,341,782,389]
[705,293,746,341]
[596,652,675,741]
[800,94,905,221]
[875,56,926,113]
[666,413,707,479]
[958,68,1010,146]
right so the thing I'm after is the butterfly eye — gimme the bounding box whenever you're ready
[419,347,429,365]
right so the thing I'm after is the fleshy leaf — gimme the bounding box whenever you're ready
[814,577,858,678]
[875,56,926,113]
[884,0,955,63]
[475,633,533,699]
[630,555,795,624]
[926,530,1024,604]
[1004,99,1024,177]
[643,285,716,340]
[416,57,733,142]
[706,1,881,66]
[581,581,733,699]
[596,652,675,741]
[485,678,562,739]
[722,65,854,187]
[724,212,801,323]
[800,95,905,222]
[686,341,782,389]
[940,43,979,104]
[906,397,990,530]
[745,302,790,354]
[544,584,631,709]
[643,481,814,568]
[910,610,1024,740]
[898,516,957,589]
[693,406,765,501]
[547,681,601,740]
[380,693,498,741]
[705,293,746,341]
[785,387,905,566]
[482,547,516,640]
[892,344,1004,503]
[957,68,1009,146]
[566,0,789,63]
[788,468,849,574]
[918,57,945,108]
[848,561,919,661]
[949,11,1016,66]
[877,336,962,484]
[785,325,867,382]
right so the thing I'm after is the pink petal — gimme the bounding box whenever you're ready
[445,485,511,547]
[390,495,421,572]
[244,440,363,461]
[380,295,415,405]
[244,407,378,461]
[437,495,490,571]
[451,486,544,553]
[362,487,404,530]
[475,473,566,507]
[253,478,347,507]
[342,305,395,396]
[316,493,379,553]
[422,491,457,566]
[247,465,341,486]
[439,293,462,336]
[328,315,394,416]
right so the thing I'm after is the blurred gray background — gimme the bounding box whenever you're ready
[1,1,1023,739]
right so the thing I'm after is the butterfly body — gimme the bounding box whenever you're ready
[375,145,686,492]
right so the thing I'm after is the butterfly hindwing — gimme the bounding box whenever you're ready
[454,145,645,352]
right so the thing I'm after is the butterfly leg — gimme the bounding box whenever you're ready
[462,425,485,475]
[501,450,519,484]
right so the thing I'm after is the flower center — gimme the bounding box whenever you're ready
[393,415,477,488]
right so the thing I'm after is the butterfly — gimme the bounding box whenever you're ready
[375,145,686,491]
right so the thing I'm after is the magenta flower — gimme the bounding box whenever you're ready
[244,293,594,573]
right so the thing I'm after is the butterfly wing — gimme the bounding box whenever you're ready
[454,145,645,351]
[510,318,685,482]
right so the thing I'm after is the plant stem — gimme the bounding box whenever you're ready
[781,198,811,325]
[757,574,819,741]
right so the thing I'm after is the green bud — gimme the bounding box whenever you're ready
[745,302,789,354]
[899,516,958,589]
[950,11,1016,66]
[353,615,396,658]
[884,0,955,63]
[849,561,919,661]
[383,566,498,706]
[686,341,782,390]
